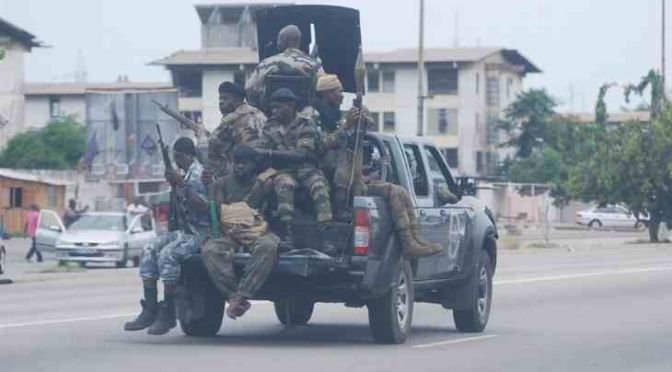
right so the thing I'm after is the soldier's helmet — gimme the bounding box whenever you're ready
[269,88,300,103]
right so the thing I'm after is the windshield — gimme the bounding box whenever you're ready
[68,214,127,232]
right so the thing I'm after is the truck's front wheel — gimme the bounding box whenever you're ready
[367,261,414,344]
[453,249,493,332]
[273,298,315,326]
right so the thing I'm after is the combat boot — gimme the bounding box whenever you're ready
[147,301,176,335]
[277,222,294,252]
[123,300,158,331]
[398,227,442,259]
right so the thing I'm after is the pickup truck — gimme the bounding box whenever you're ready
[178,133,498,344]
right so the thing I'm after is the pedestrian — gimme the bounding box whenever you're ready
[24,204,42,262]
[126,197,149,215]
[63,199,88,228]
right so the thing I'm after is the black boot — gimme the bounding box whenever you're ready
[277,222,294,252]
[123,300,158,331]
[147,300,177,335]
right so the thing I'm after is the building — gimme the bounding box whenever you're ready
[0,17,42,148]
[0,169,68,235]
[152,3,540,177]
[23,81,174,129]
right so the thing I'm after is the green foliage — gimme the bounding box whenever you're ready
[501,89,557,158]
[0,116,85,170]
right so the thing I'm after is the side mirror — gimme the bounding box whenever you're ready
[48,225,62,232]
[455,177,478,197]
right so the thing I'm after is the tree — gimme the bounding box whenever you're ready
[0,116,86,170]
[500,89,557,158]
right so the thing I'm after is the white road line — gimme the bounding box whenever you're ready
[412,334,499,348]
[0,313,137,330]
[494,266,672,286]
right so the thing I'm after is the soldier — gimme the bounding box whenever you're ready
[202,82,266,185]
[124,137,210,335]
[313,74,367,220]
[257,88,333,245]
[201,145,279,319]
[245,24,323,108]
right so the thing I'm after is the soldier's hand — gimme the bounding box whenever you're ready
[202,166,213,186]
[344,107,359,130]
[165,169,184,186]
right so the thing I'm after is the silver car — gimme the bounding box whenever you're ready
[34,210,157,268]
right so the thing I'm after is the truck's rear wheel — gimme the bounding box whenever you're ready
[453,249,493,332]
[179,295,224,337]
[367,261,414,344]
[273,298,315,326]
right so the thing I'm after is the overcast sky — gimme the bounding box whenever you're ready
[1,0,665,112]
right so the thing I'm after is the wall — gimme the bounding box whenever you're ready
[24,95,87,128]
[0,41,26,148]
[0,177,66,234]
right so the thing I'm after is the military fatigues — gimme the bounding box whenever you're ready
[139,160,209,283]
[207,103,266,180]
[260,116,333,223]
[245,48,323,108]
[202,170,279,299]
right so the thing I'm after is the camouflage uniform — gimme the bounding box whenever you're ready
[140,160,209,283]
[201,169,279,299]
[245,48,323,108]
[207,103,266,180]
[260,116,333,223]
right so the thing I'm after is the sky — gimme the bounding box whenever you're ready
[0,0,665,113]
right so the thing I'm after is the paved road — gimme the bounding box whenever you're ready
[1,234,671,372]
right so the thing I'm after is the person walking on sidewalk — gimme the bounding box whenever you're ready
[24,205,42,262]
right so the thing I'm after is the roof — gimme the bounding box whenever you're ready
[558,111,651,124]
[0,17,42,49]
[24,82,174,96]
[0,169,70,186]
[151,47,541,73]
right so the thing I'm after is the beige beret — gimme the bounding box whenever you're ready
[316,74,343,92]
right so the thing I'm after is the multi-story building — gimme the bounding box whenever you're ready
[0,17,42,148]
[152,4,540,177]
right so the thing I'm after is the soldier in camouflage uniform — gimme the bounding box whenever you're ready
[203,82,266,186]
[245,25,323,108]
[202,145,279,319]
[124,138,210,335]
[257,88,333,245]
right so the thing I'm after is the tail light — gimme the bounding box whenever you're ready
[354,209,371,255]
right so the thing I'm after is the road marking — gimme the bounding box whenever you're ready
[494,266,672,286]
[412,334,499,348]
[0,313,137,330]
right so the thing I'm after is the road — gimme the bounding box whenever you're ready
[1,231,672,372]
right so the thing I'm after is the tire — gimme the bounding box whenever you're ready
[179,294,225,337]
[367,261,414,344]
[114,260,127,268]
[453,250,493,333]
[0,245,5,275]
[588,220,602,229]
[635,221,647,230]
[274,298,315,326]
[132,256,140,268]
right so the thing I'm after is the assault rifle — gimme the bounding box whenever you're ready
[156,124,193,234]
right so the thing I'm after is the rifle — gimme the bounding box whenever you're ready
[156,124,193,234]
[152,100,210,139]
[345,46,367,204]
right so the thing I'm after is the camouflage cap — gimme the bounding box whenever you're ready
[269,88,299,103]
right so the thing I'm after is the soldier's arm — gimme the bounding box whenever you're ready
[233,114,262,148]
[245,67,264,108]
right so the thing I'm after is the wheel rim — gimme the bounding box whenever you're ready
[396,274,409,329]
[477,266,489,321]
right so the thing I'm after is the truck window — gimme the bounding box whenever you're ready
[382,140,400,184]
[403,144,429,197]
[424,145,460,202]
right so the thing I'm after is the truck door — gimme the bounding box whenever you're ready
[415,145,471,280]
[35,209,65,253]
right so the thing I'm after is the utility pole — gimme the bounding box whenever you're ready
[663,0,667,90]
[417,0,425,136]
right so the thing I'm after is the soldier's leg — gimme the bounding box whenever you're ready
[227,233,279,319]
[125,232,175,331]
[273,173,297,245]
[299,169,333,223]
[201,236,239,299]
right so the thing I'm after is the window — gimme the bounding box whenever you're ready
[485,152,498,175]
[49,97,61,118]
[138,181,163,194]
[476,73,480,95]
[486,77,500,107]
[383,112,396,132]
[140,214,153,231]
[370,112,380,132]
[425,146,459,206]
[403,144,429,197]
[382,70,395,93]
[476,151,484,173]
[234,70,246,88]
[506,77,514,99]
[175,70,203,98]
[444,148,458,168]
[47,186,57,207]
[9,187,23,208]
[367,68,380,92]
[427,67,458,95]
[427,108,458,135]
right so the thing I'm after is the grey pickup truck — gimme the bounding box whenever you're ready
[178,133,498,344]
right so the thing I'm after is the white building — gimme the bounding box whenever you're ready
[152,4,540,177]
[0,17,42,148]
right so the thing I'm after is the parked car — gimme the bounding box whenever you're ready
[178,133,498,344]
[576,205,647,229]
[34,211,157,268]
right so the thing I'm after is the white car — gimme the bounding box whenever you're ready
[35,210,158,268]
[575,206,647,229]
